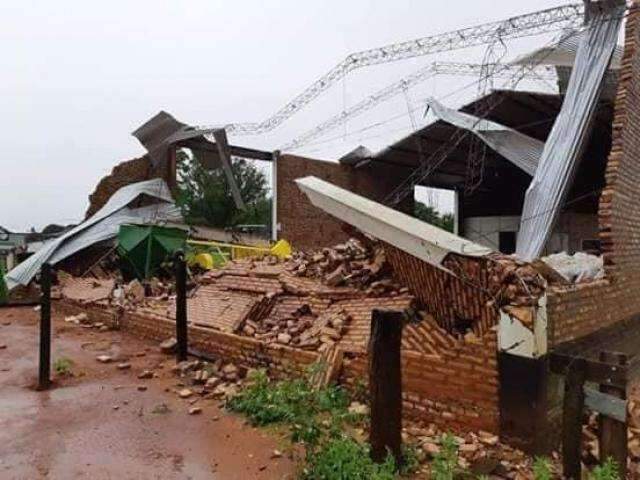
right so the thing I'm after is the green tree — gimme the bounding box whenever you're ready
[176,151,271,229]
[414,200,454,232]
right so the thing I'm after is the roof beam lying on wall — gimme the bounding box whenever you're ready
[295,176,491,270]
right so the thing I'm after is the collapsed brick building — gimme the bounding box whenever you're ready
[65,0,640,457]
[274,1,640,454]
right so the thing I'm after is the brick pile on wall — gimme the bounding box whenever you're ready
[276,154,412,250]
[547,2,640,345]
[85,155,166,218]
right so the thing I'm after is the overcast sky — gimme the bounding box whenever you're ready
[1,0,569,231]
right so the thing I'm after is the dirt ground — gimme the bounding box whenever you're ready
[0,306,298,480]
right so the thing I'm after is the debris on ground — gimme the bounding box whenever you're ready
[159,337,177,354]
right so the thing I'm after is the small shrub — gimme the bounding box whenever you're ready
[431,434,459,480]
[590,458,620,480]
[399,444,420,476]
[53,357,73,376]
[533,456,552,480]
[302,435,396,480]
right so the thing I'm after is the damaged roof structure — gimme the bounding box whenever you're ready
[272,0,640,453]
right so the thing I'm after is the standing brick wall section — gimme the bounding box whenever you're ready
[547,3,640,345]
[85,155,167,218]
[53,296,499,432]
[341,330,499,432]
[276,154,412,250]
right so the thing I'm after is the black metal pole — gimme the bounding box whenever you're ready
[174,251,188,363]
[38,263,52,391]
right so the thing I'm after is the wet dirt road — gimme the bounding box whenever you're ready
[0,306,297,479]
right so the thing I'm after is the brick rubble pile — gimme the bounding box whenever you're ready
[287,237,405,296]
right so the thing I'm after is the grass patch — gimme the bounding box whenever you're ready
[590,458,620,480]
[53,357,74,377]
[227,366,417,479]
[302,435,396,480]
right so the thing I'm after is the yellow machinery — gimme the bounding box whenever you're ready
[187,239,292,270]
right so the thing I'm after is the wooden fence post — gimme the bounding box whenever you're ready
[369,309,404,466]
[37,263,52,391]
[562,357,587,480]
[599,351,627,478]
[174,251,188,363]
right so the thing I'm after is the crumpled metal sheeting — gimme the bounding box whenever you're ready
[49,203,182,265]
[510,27,623,69]
[516,0,625,261]
[4,178,180,290]
[426,97,544,176]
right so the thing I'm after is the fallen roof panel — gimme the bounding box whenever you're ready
[516,0,624,260]
[426,97,543,176]
[4,178,181,290]
[295,176,492,270]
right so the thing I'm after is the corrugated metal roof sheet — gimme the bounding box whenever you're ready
[4,178,181,290]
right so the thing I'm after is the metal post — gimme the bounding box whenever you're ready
[271,150,280,242]
[562,357,587,480]
[174,251,188,363]
[38,263,52,391]
[599,351,628,478]
[369,309,404,466]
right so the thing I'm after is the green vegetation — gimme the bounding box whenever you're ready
[53,357,73,377]
[414,201,454,232]
[430,434,460,480]
[302,436,396,480]
[589,458,620,480]
[532,456,552,480]
[176,151,271,229]
[226,368,357,445]
[229,368,624,480]
[227,367,418,479]
[529,456,620,480]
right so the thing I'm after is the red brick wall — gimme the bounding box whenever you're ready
[85,155,167,218]
[547,4,640,345]
[54,301,319,378]
[276,154,411,250]
[55,298,497,431]
[341,329,499,433]
[385,244,499,337]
